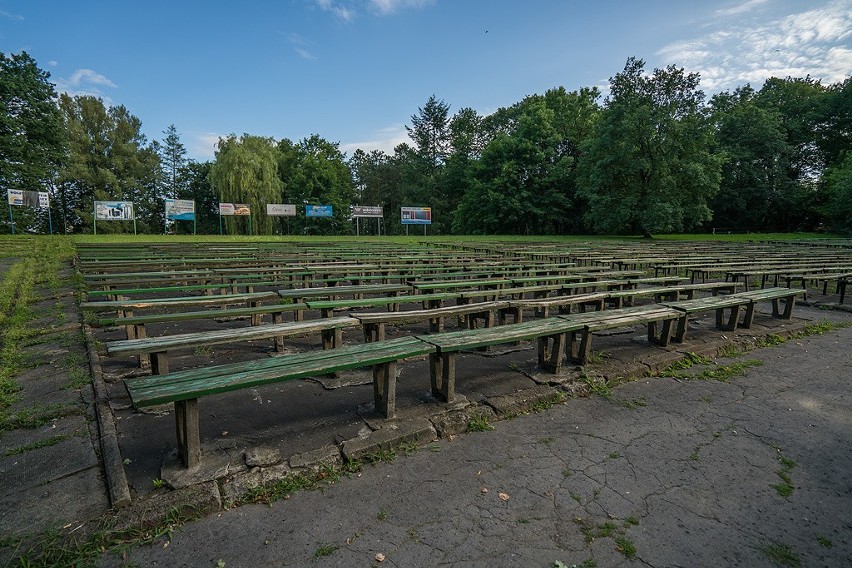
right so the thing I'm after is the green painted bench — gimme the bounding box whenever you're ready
[418,317,586,403]
[557,305,682,365]
[604,281,741,308]
[106,316,359,374]
[353,301,511,341]
[125,336,436,467]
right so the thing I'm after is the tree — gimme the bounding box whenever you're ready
[57,94,161,233]
[211,134,282,235]
[181,160,219,234]
[819,152,852,234]
[160,124,187,199]
[0,51,66,233]
[577,57,722,236]
[278,135,355,235]
[710,86,790,231]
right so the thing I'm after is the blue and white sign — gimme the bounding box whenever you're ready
[95,201,135,221]
[165,199,196,221]
[306,205,333,218]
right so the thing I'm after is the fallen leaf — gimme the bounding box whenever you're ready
[375,552,386,562]
[499,492,510,501]
[480,487,489,494]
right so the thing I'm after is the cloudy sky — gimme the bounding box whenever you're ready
[1,0,849,160]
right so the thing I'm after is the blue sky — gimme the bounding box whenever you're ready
[2,0,850,161]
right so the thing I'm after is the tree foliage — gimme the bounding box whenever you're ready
[57,94,160,233]
[577,58,722,236]
[0,51,66,233]
[210,134,282,235]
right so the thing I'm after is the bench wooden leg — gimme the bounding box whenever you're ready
[538,333,565,373]
[648,319,674,346]
[716,306,740,332]
[273,312,285,352]
[175,398,201,468]
[577,328,593,365]
[567,330,581,362]
[151,351,169,375]
[429,352,455,402]
[673,315,689,343]
[778,296,796,319]
[741,302,756,329]
[373,361,396,418]
[131,324,151,369]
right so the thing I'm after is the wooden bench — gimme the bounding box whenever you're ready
[505,291,609,320]
[278,284,410,320]
[418,318,586,403]
[558,305,682,365]
[353,301,510,341]
[662,288,803,342]
[106,316,360,374]
[305,292,462,318]
[80,291,281,314]
[604,281,741,308]
[94,302,309,341]
[126,336,436,467]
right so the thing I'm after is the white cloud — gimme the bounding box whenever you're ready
[657,0,852,91]
[189,133,223,160]
[369,0,435,15]
[339,124,412,155]
[0,9,23,20]
[295,48,316,60]
[714,0,769,18]
[315,0,354,22]
[48,60,58,67]
[54,68,118,103]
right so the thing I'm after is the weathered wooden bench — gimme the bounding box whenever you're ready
[505,291,609,320]
[106,316,359,374]
[734,287,805,326]
[353,301,510,341]
[557,305,682,365]
[94,302,309,341]
[305,292,462,318]
[278,283,410,320]
[125,336,436,467]
[80,291,281,314]
[662,287,804,342]
[418,318,586,403]
[604,281,741,308]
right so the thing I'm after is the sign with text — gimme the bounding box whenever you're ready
[401,206,431,225]
[266,204,297,217]
[95,201,134,221]
[352,205,383,218]
[305,205,333,218]
[7,189,47,208]
[164,199,196,221]
[220,203,251,216]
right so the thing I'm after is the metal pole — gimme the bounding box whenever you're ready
[48,208,53,235]
[8,204,14,236]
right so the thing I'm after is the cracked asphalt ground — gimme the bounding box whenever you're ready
[103,322,852,568]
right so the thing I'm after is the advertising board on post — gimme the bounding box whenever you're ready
[305,205,333,218]
[93,201,136,235]
[266,204,297,217]
[164,199,196,221]
[401,206,431,224]
[7,189,53,235]
[351,205,383,218]
[218,203,252,235]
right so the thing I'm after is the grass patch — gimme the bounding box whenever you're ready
[661,359,763,383]
[761,541,800,567]
[772,450,797,498]
[816,535,832,548]
[581,373,611,398]
[314,542,338,558]
[3,434,66,456]
[530,391,566,412]
[615,536,637,558]
[467,413,494,432]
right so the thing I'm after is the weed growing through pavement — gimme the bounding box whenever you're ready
[467,413,494,432]
[816,535,832,548]
[772,451,798,498]
[761,541,800,567]
[314,542,338,558]
[3,434,66,456]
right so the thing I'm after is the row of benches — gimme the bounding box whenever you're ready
[102,282,743,372]
[124,287,804,468]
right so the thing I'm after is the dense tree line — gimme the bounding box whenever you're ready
[1,51,849,235]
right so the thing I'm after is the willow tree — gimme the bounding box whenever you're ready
[211,134,282,235]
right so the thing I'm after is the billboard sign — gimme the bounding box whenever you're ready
[306,205,333,218]
[352,205,383,218]
[95,201,134,221]
[266,203,297,217]
[164,199,196,221]
[401,206,431,225]
[7,189,23,206]
[39,192,50,208]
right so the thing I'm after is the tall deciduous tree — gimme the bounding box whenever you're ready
[211,134,282,235]
[577,57,722,236]
[57,94,160,233]
[0,51,66,233]
[278,135,355,235]
[710,86,790,231]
